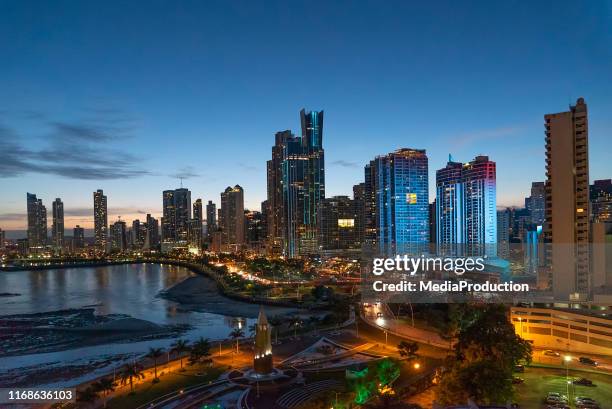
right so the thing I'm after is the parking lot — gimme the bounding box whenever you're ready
[515,366,612,408]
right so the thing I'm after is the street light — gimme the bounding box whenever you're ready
[413,362,421,370]
[564,355,572,400]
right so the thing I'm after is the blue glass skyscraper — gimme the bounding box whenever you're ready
[372,148,429,256]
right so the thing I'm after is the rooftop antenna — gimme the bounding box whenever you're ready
[179,176,184,188]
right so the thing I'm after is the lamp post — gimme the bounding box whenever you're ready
[564,355,572,400]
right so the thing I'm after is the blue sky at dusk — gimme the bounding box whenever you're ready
[1,0,611,231]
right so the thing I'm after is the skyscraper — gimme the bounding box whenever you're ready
[318,196,359,252]
[526,181,546,226]
[353,183,366,248]
[591,179,612,223]
[462,155,497,256]
[436,159,464,251]
[51,198,64,250]
[73,225,85,251]
[372,148,429,256]
[93,189,108,253]
[435,156,497,256]
[0,228,5,250]
[27,193,47,252]
[266,110,325,258]
[220,185,245,250]
[497,208,511,259]
[193,199,203,223]
[206,200,217,236]
[145,214,160,249]
[162,188,191,243]
[544,97,590,298]
[110,219,127,252]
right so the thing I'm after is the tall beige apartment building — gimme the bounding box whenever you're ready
[543,97,590,299]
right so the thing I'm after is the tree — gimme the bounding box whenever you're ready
[119,362,144,393]
[397,341,419,362]
[436,304,532,406]
[92,377,115,408]
[189,337,212,366]
[146,347,165,382]
[229,328,244,353]
[268,315,283,344]
[170,339,191,371]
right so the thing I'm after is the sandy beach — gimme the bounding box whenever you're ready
[159,274,298,318]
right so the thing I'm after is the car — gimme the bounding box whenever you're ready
[512,376,525,384]
[544,349,560,357]
[546,396,568,405]
[546,405,570,409]
[579,357,598,366]
[514,364,525,372]
[576,397,597,404]
[576,403,600,409]
[376,312,384,318]
[573,378,595,386]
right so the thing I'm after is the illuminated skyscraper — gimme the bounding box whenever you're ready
[372,148,429,256]
[266,110,325,258]
[93,189,108,253]
[27,193,47,251]
[145,214,160,249]
[544,97,590,298]
[193,199,203,223]
[591,179,612,223]
[51,198,64,250]
[462,155,497,256]
[436,159,464,251]
[162,188,191,243]
[220,185,245,250]
[110,219,127,252]
[526,181,546,226]
[318,196,359,252]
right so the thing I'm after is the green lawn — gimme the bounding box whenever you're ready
[106,364,225,409]
[516,366,612,408]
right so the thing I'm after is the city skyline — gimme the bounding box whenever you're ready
[1,1,612,231]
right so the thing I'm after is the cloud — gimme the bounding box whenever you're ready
[0,212,26,221]
[0,114,150,180]
[330,159,360,168]
[169,166,200,180]
[237,163,258,172]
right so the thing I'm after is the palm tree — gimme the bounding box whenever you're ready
[397,341,419,362]
[248,323,257,338]
[229,328,244,353]
[170,339,191,371]
[92,377,115,408]
[189,337,212,366]
[119,362,144,393]
[268,315,283,344]
[146,347,164,382]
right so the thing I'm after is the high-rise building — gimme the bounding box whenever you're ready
[462,155,497,256]
[591,179,612,223]
[318,196,359,252]
[497,208,511,259]
[162,188,192,243]
[206,200,217,236]
[363,162,377,247]
[372,148,429,256]
[353,183,366,248]
[27,193,47,252]
[51,198,64,250]
[131,219,147,249]
[193,199,203,222]
[145,214,160,249]
[428,201,436,245]
[245,210,265,251]
[110,219,127,252]
[436,159,464,251]
[187,219,203,253]
[526,182,546,226]
[73,225,85,251]
[93,190,108,253]
[543,97,590,298]
[266,110,325,258]
[220,185,245,250]
[0,228,6,250]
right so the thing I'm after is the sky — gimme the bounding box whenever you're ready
[1,0,611,234]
